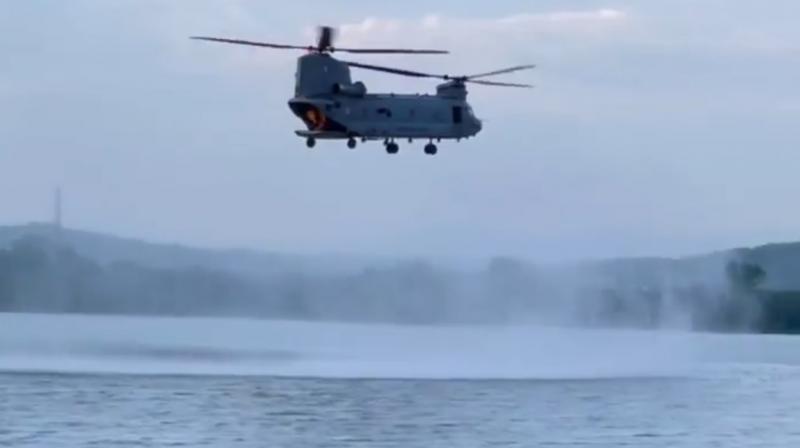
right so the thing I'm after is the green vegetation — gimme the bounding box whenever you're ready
[724,259,800,334]
[0,233,460,323]
[0,235,262,316]
[758,291,800,334]
[1,225,800,333]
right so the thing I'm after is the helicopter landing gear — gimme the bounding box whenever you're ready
[347,137,357,149]
[306,137,316,148]
[385,140,399,154]
[424,143,438,155]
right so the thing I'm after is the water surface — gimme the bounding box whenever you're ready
[1,313,799,447]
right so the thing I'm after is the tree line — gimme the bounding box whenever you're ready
[1,234,799,333]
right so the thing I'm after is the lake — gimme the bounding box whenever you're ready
[1,313,799,447]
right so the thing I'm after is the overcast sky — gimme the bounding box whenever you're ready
[1,0,798,262]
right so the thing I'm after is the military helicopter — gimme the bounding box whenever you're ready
[192,26,534,155]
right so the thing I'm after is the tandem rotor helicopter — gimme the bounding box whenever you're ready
[192,26,534,155]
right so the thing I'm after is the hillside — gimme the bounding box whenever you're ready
[3,223,799,292]
[1,222,799,332]
[734,243,800,290]
[0,223,376,278]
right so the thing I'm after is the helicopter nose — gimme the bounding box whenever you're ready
[475,119,483,133]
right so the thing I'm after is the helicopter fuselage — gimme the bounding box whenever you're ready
[192,28,533,153]
[287,54,482,142]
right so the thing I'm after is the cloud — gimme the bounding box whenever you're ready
[336,9,631,50]
[317,9,630,104]
[331,6,797,60]
[498,9,627,24]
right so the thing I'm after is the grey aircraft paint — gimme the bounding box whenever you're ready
[288,54,483,142]
[192,26,532,153]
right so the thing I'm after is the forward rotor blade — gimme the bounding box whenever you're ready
[466,64,536,80]
[468,79,534,88]
[190,36,310,51]
[342,60,444,79]
[335,48,449,54]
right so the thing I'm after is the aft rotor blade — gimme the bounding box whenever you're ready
[190,36,311,51]
[467,64,536,80]
[343,60,534,87]
[335,48,449,54]
[468,79,534,88]
[317,26,336,51]
[342,60,445,79]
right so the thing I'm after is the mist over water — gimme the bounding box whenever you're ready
[4,312,800,448]
[2,312,797,380]
[0,228,789,382]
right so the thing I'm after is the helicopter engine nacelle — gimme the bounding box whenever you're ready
[333,81,367,97]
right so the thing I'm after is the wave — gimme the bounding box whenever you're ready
[0,313,798,379]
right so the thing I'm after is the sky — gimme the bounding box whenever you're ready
[1,0,799,262]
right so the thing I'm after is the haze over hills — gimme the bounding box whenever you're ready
[0,223,383,277]
[1,222,799,332]
[2,222,796,288]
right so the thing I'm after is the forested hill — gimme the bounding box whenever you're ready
[3,223,798,287]
[733,242,800,290]
[1,223,799,332]
[0,223,377,277]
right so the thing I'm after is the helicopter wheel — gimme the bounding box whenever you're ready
[347,137,357,149]
[385,141,399,154]
[424,143,438,155]
[306,137,316,148]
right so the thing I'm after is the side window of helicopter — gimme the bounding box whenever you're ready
[377,107,392,118]
[452,106,463,124]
